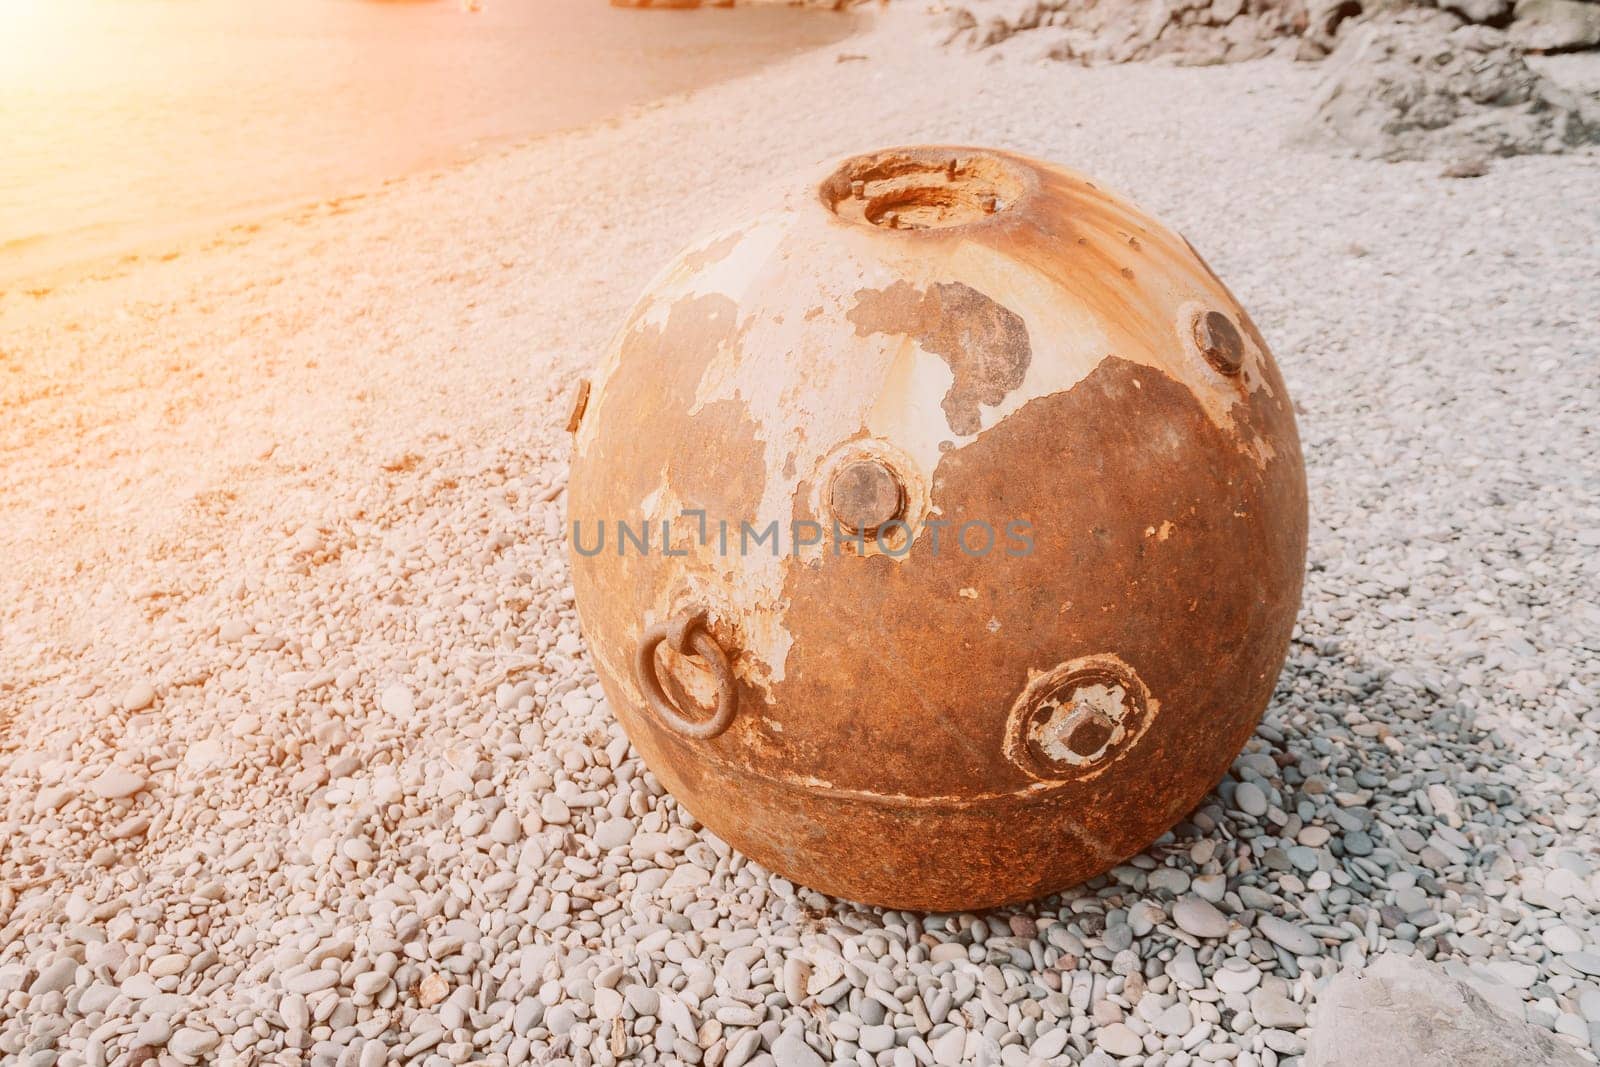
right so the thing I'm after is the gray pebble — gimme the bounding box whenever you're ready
[1235,782,1268,817]
[1173,896,1231,939]
[1344,831,1375,857]
[1257,915,1319,957]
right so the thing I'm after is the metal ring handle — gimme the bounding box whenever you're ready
[634,608,738,740]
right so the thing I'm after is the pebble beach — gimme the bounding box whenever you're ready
[2,7,1599,1067]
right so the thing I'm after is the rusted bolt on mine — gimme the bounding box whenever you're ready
[1194,309,1244,376]
[827,458,905,536]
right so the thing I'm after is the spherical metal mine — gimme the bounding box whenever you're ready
[567,145,1308,911]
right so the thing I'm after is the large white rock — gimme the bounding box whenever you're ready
[1306,954,1588,1067]
[1511,0,1600,52]
[1295,14,1600,161]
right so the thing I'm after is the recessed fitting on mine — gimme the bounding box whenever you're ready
[1193,308,1245,377]
[820,148,1032,232]
[1006,657,1153,781]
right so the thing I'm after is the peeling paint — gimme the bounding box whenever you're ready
[847,280,1031,437]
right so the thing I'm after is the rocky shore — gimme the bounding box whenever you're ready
[2,8,1598,1067]
[936,0,1600,62]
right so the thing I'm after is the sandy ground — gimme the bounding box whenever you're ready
[2,9,1599,1067]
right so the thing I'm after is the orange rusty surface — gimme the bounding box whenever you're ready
[566,146,1308,911]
